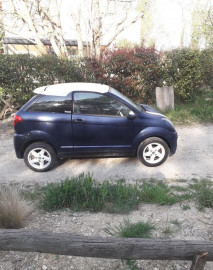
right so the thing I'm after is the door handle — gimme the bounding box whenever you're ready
[73,119,84,123]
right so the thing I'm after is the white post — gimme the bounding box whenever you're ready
[156,86,174,111]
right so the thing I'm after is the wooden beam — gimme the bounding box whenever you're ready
[0,229,213,261]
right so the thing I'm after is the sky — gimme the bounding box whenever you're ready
[3,0,212,50]
[153,0,193,50]
[119,0,197,50]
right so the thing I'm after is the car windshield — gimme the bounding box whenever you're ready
[109,87,144,112]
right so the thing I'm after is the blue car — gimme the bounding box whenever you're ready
[13,83,177,172]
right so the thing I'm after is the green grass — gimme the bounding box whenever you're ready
[37,175,191,213]
[163,226,174,236]
[119,221,155,238]
[139,182,183,205]
[170,185,188,192]
[164,87,213,124]
[27,174,213,214]
[39,174,140,213]
[104,219,155,270]
[104,219,155,238]
[189,180,213,210]
[171,219,181,228]
[182,204,191,211]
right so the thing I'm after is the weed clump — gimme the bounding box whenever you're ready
[38,174,192,213]
[40,174,139,213]
[104,219,155,239]
[0,187,31,229]
[189,180,213,210]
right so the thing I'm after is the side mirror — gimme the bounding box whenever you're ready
[127,111,136,120]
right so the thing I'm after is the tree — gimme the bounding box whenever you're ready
[0,1,4,53]
[69,0,152,60]
[2,0,151,59]
[190,0,213,48]
[2,0,68,56]
[139,0,155,47]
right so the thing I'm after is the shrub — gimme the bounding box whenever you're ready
[0,54,82,106]
[0,187,31,229]
[99,46,160,103]
[161,49,202,102]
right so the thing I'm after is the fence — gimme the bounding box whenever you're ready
[0,229,212,269]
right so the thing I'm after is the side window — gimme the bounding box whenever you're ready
[73,92,131,117]
[28,94,72,114]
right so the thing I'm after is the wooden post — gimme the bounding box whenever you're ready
[156,86,174,111]
[0,229,213,262]
[190,251,208,270]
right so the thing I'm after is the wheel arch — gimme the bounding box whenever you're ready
[137,135,171,153]
[133,127,172,153]
[21,139,57,158]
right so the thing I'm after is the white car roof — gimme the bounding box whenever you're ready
[33,83,110,96]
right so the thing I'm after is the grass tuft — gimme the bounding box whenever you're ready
[104,219,155,239]
[182,204,191,211]
[163,226,174,236]
[171,219,181,228]
[39,174,139,213]
[139,182,180,205]
[189,180,213,209]
[119,221,155,238]
[0,187,31,229]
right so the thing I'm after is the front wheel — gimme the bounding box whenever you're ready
[24,142,57,172]
[137,137,169,167]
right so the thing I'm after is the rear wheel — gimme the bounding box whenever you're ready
[24,142,57,172]
[137,137,169,167]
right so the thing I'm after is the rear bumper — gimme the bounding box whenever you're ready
[13,133,25,158]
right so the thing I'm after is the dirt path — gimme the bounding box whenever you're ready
[0,119,213,185]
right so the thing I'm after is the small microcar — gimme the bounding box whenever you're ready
[13,83,177,172]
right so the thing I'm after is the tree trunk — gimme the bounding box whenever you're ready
[18,0,48,55]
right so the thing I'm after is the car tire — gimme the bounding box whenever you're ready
[137,137,169,167]
[24,142,57,172]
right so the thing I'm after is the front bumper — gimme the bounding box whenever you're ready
[168,131,178,156]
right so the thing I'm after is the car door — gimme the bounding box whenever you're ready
[72,92,135,155]
[25,93,73,153]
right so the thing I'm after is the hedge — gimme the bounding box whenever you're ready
[161,49,203,102]
[200,48,213,88]
[0,54,82,105]
[0,48,212,108]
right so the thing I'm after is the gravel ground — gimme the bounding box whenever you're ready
[0,118,213,270]
[0,119,213,185]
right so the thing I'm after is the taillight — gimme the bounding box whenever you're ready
[13,115,23,126]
